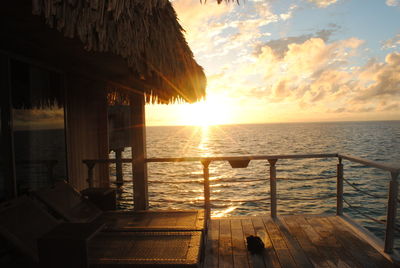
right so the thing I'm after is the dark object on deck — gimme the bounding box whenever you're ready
[246,235,265,254]
[80,187,116,211]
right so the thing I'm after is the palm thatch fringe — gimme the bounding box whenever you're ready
[10,59,64,109]
[32,0,206,104]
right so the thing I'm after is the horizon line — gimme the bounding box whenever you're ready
[146,119,400,127]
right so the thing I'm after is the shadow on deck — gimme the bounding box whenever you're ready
[204,215,398,268]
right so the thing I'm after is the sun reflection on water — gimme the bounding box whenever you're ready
[197,126,211,156]
[213,206,238,217]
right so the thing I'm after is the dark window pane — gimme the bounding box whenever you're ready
[10,60,66,194]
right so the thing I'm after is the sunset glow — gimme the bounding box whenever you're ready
[146,0,400,126]
[179,94,233,126]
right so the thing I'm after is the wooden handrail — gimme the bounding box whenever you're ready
[82,159,133,164]
[146,153,338,163]
[83,153,399,172]
[339,154,400,174]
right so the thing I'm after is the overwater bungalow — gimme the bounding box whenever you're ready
[1,1,400,267]
[0,0,206,201]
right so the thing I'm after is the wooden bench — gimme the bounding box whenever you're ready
[0,196,60,263]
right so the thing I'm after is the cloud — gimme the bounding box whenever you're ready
[248,36,379,107]
[379,103,399,111]
[248,37,360,103]
[386,0,400,7]
[173,0,295,70]
[253,26,339,58]
[353,52,400,101]
[206,29,399,117]
[172,0,233,54]
[270,37,361,79]
[330,107,346,113]
[307,0,339,8]
[382,34,400,49]
[344,100,400,114]
[272,79,290,100]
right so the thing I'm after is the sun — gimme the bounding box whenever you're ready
[180,94,232,126]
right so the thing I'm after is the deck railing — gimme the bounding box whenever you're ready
[338,154,400,253]
[83,153,400,253]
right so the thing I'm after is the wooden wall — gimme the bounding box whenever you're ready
[0,54,17,199]
[65,74,109,190]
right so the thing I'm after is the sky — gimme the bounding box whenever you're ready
[146,0,400,126]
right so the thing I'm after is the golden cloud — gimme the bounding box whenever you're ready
[354,52,400,101]
[247,37,363,103]
[386,0,400,7]
[307,0,339,8]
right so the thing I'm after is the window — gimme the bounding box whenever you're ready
[1,58,67,196]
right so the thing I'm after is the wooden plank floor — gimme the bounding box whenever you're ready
[203,215,396,268]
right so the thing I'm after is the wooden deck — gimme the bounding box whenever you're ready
[203,215,397,268]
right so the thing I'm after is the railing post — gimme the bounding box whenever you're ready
[268,159,277,218]
[337,157,344,216]
[130,94,148,210]
[201,159,211,220]
[384,171,399,253]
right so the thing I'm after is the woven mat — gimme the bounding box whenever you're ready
[89,231,202,267]
[99,210,205,231]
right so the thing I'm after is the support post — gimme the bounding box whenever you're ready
[201,159,211,220]
[0,54,17,199]
[384,171,399,253]
[268,159,277,218]
[114,148,124,186]
[337,157,344,216]
[130,94,148,211]
[84,161,95,188]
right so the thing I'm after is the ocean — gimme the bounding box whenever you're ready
[109,121,400,245]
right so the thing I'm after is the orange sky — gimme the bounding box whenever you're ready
[146,0,400,126]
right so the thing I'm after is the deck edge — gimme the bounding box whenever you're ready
[339,214,400,265]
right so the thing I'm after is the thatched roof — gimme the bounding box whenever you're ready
[28,0,206,104]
